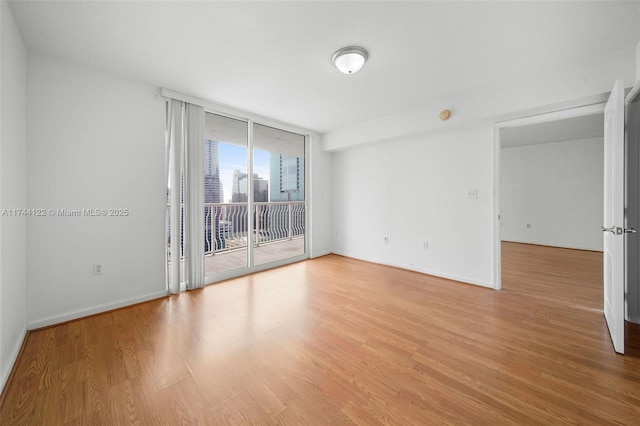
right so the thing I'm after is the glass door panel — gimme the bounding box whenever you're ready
[252,123,306,265]
[204,113,249,280]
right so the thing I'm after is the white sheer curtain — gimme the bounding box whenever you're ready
[166,99,205,293]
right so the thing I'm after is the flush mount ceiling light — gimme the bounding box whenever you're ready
[332,46,369,75]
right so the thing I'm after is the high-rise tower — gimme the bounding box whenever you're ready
[204,139,221,203]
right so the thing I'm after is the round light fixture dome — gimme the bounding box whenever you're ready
[332,46,368,75]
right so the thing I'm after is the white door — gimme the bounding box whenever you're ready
[603,80,625,354]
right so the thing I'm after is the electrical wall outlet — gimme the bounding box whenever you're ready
[423,241,429,249]
[384,236,389,244]
[93,264,103,275]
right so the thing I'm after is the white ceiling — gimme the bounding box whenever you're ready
[8,1,640,133]
[500,113,605,149]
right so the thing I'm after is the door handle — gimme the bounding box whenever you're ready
[602,226,636,235]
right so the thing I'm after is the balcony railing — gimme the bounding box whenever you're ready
[169,201,305,257]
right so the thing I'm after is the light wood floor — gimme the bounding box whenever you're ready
[2,243,640,425]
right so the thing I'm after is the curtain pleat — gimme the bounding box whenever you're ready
[184,104,205,290]
[165,99,205,294]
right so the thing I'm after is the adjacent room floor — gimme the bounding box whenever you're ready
[1,244,639,424]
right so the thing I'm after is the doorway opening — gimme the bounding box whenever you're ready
[494,85,640,355]
[498,111,605,311]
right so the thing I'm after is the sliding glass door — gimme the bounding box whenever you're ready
[204,113,249,278]
[253,124,305,265]
[203,113,307,282]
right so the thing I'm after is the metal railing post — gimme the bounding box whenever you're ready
[255,204,260,247]
[288,202,293,240]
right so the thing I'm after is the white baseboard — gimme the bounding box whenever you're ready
[408,264,494,289]
[331,250,494,289]
[310,250,332,259]
[27,290,167,330]
[501,239,603,252]
[1,324,27,396]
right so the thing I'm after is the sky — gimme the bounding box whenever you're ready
[219,143,270,203]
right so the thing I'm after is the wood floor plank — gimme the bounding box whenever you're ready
[2,243,640,424]
[154,376,213,426]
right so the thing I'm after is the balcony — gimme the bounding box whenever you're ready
[205,237,304,275]
[169,201,306,277]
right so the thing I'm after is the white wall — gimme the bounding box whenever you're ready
[309,135,332,258]
[500,138,604,251]
[636,40,640,83]
[26,55,167,328]
[332,126,495,287]
[0,0,28,392]
[328,46,636,290]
